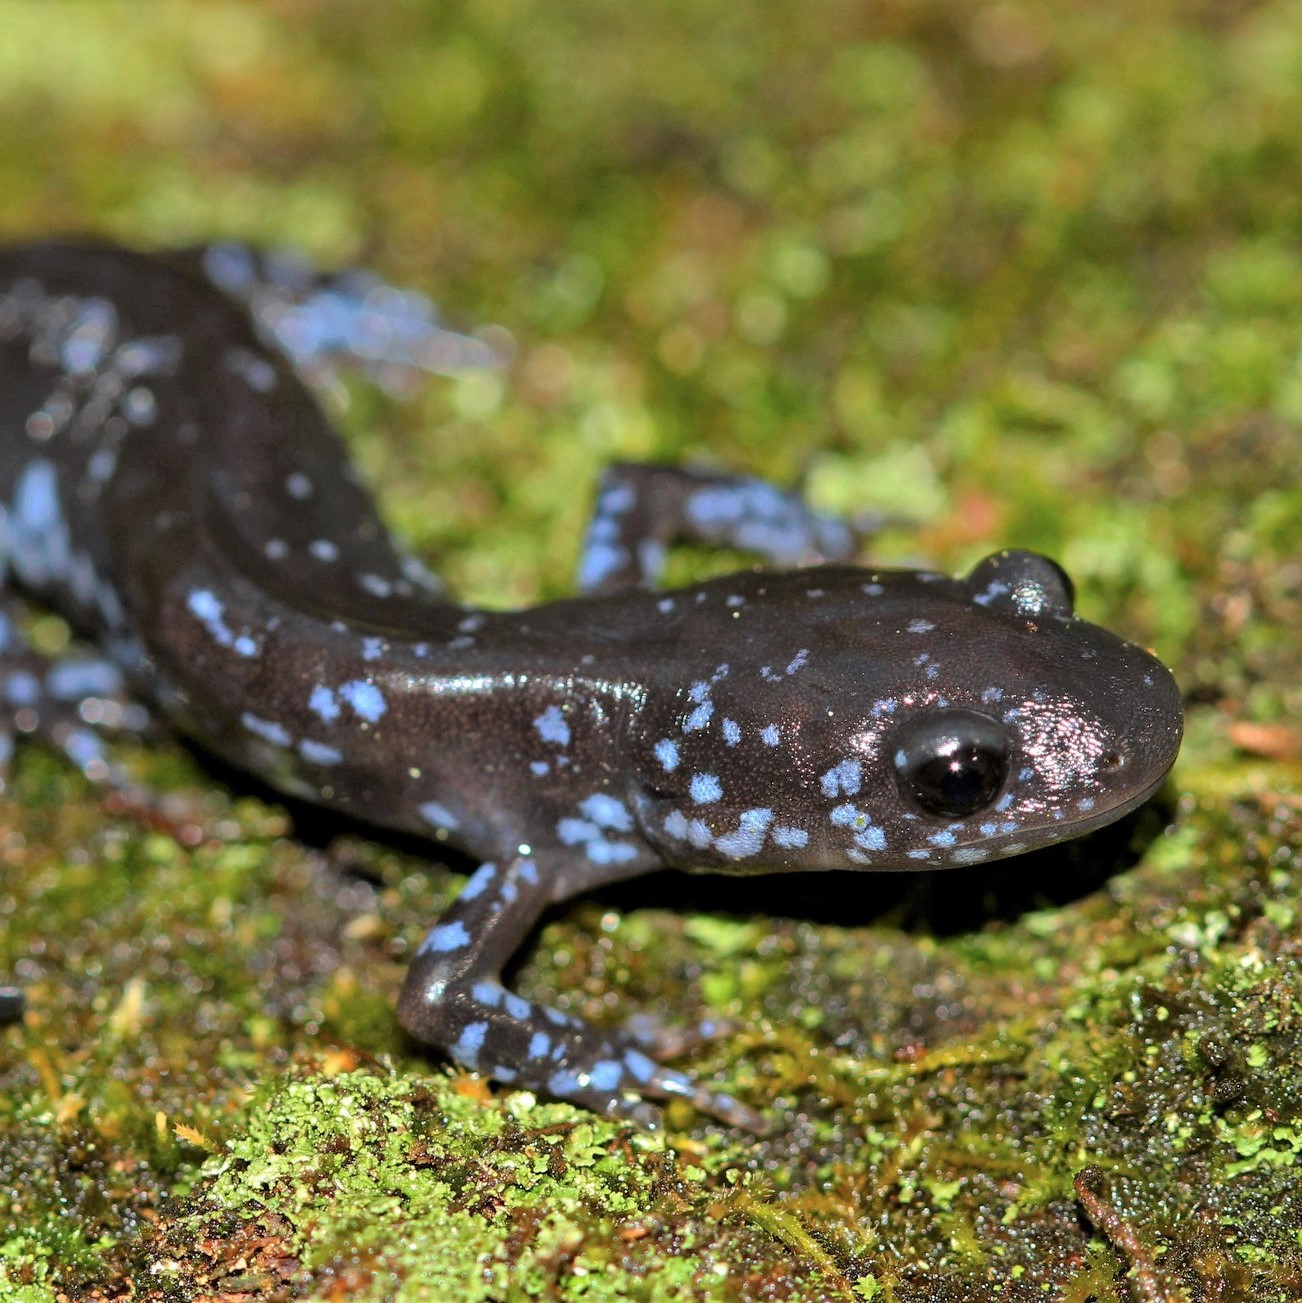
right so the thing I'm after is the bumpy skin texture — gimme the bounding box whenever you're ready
[0,242,1184,1129]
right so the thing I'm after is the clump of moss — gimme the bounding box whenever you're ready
[130,1069,843,1301]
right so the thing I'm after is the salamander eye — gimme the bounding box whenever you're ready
[891,709,1010,818]
[966,550,1075,618]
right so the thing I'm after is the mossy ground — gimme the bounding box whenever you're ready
[1,1,1300,1299]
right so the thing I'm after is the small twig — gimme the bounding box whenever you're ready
[1074,1166,1190,1303]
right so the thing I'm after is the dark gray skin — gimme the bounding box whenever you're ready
[0,242,1183,1130]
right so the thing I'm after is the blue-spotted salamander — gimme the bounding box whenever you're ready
[0,241,1183,1129]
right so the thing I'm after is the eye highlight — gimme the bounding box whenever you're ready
[891,709,1010,818]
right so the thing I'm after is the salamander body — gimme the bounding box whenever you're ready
[0,243,1183,1127]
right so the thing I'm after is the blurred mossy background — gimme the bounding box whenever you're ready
[0,1,1300,1299]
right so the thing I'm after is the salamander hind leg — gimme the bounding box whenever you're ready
[176,243,501,391]
[0,592,154,1024]
[397,856,769,1131]
[0,591,155,796]
[578,462,860,595]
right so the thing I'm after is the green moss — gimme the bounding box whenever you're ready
[139,1069,840,1300]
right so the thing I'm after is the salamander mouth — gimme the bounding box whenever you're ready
[932,741,1181,870]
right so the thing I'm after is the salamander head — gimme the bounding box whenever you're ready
[629,550,1183,872]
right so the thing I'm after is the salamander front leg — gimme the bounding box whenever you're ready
[578,462,861,594]
[397,856,768,1131]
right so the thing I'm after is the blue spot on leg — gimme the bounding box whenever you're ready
[419,920,471,955]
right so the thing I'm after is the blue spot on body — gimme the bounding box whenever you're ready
[623,1049,658,1083]
[188,589,228,641]
[6,460,71,588]
[653,738,680,771]
[714,807,773,859]
[185,589,260,658]
[663,810,689,841]
[460,863,497,901]
[590,1060,624,1092]
[299,739,343,766]
[830,803,870,831]
[586,838,638,865]
[599,484,635,514]
[557,817,597,846]
[820,758,862,798]
[3,671,41,706]
[760,724,780,747]
[203,243,257,292]
[420,920,471,954]
[309,687,337,727]
[578,540,628,591]
[549,1070,581,1097]
[856,826,887,852]
[241,712,291,748]
[453,1020,489,1064]
[556,813,636,863]
[16,460,60,532]
[690,773,722,804]
[579,793,632,830]
[339,679,387,722]
[419,800,460,830]
[534,704,571,746]
[684,702,714,732]
[973,580,1009,607]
